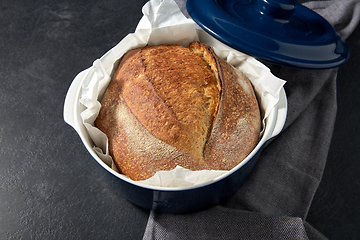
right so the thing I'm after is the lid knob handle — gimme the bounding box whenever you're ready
[257,0,296,23]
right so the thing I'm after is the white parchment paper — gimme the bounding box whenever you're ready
[78,0,286,187]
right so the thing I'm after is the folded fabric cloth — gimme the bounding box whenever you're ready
[143,0,360,239]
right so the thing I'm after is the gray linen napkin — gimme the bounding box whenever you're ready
[143,0,360,239]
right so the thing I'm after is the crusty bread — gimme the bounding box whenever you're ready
[95,41,261,181]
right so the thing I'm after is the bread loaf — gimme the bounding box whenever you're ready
[95,41,261,181]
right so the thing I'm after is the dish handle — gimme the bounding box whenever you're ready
[270,87,287,139]
[63,69,89,131]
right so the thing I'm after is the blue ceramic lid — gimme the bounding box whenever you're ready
[186,0,349,69]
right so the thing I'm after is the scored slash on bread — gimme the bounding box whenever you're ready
[95,41,261,181]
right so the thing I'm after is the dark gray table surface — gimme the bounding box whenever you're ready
[0,0,359,239]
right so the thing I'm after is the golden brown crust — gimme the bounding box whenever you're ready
[204,57,261,169]
[95,41,261,181]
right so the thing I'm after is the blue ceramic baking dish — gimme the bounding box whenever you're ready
[63,0,291,213]
[63,62,287,213]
